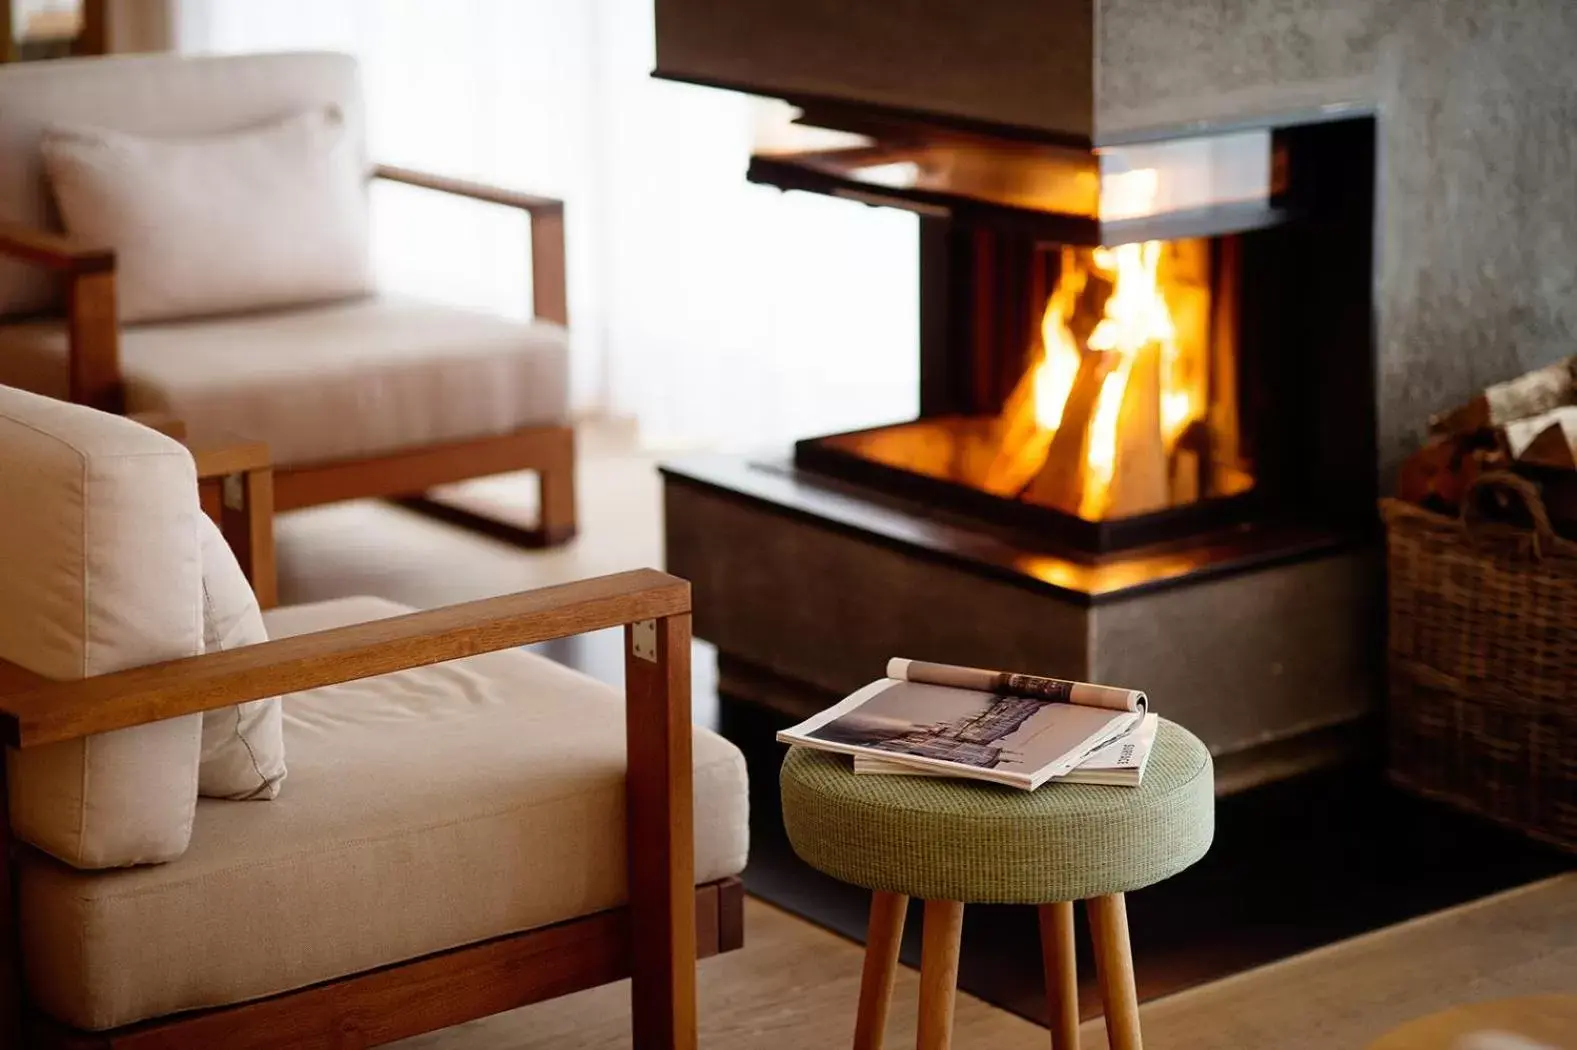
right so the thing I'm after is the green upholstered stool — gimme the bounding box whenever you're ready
[781,719,1214,1050]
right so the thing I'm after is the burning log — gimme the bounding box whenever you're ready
[1170,420,1213,505]
[986,237,1219,524]
[1021,349,1119,514]
[1106,339,1169,518]
[981,348,1054,495]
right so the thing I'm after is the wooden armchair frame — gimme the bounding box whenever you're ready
[0,569,737,1050]
[0,164,577,546]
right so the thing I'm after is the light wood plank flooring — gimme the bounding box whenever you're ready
[393,897,1047,1050]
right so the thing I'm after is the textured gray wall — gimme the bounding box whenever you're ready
[1097,0,1577,476]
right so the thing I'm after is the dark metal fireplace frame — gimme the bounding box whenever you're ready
[793,424,1268,552]
[769,115,1379,565]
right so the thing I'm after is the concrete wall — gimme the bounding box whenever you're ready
[1097,0,1577,478]
[653,0,1094,136]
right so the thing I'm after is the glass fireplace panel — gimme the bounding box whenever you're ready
[796,229,1260,553]
[816,235,1250,523]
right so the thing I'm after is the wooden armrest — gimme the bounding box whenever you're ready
[185,432,271,479]
[0,222,122,410]
[0,660,47,698]
[372,164,564,214]
[0,569,688,747]
[127,411,187,441]
[0,221,114,275]
[127,416,272,477]
[371,164,568,326]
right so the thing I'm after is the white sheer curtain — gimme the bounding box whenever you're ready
[176,0,918,451]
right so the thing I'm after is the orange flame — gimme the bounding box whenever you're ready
[1031,169,1203,519]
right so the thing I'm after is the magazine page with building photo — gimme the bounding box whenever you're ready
[776,659,1148,790]
[854,711,1162,786]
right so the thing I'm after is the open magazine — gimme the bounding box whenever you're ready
[776,658,1149,791]
[855,712,1160,787]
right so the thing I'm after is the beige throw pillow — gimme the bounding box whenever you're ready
[40,109,373,324]
[195,514,286,800]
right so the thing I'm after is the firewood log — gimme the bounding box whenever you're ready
[1498,405,1577,471]
[1170,420,1213,504]
[1106,339,1169,517]
[982,348,1053,495]
[1431,356,1577,437]
[1396,435,1505,512]
[1021,350,1119,514]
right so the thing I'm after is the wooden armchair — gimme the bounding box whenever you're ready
[0,388,747,1048]
[0,51,576,545]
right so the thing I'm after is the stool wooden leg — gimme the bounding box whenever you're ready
[1087,894,1142,1050]
[1038,901,1080,1050]
[916,899,965,1050]
[853,891,908,1050]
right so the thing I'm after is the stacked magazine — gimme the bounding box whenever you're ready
[777,658,1159,791]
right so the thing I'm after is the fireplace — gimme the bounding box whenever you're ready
[753,111,1376,560]
[656,16,1382,771]
[798,230,1252,553]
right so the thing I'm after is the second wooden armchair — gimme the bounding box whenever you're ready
[0,50,576,544]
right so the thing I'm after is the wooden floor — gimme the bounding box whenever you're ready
[393,897,1048,1050]
[1088,873,1577,1050]
[393,875,1577,1050]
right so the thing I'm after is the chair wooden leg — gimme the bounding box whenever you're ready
[853,891,908,1050]
[1039,901,1080,1050]
[915,900,965,1050]
[220,467,278,610]
[1087,894,1142,1050]
[624,615,696,1050]
[538,437,577,547]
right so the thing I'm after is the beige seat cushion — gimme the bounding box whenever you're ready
[0,295,569,468]
[19,596,750,1032]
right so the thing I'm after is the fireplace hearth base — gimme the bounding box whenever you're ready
[663,455,1380,781]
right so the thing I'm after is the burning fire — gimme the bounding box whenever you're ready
[1006,170,1209,521]
[1032,240,1187,518]
[822,165,1236,533]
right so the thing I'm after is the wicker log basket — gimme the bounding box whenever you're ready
[1383,472,1577,853]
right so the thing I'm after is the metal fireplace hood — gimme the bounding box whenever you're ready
[653,0,1288,246]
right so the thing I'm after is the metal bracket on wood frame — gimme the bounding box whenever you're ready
[631,619,657,663]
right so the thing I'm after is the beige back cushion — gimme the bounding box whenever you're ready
[42,111,373,324]
[0,51,366,319]
[0,386,205,868]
